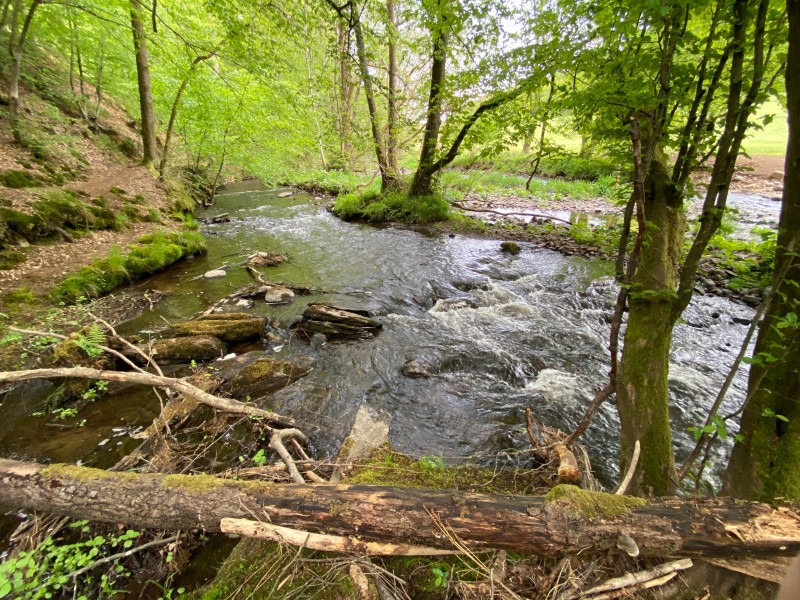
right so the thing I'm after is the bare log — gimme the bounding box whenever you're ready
[0,367,294,428]
[1,459,799,559]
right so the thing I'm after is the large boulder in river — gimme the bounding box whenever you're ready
[171,312,265,342]
[218,351,314,398]
[294,303,382,340]
[149,335,227,363]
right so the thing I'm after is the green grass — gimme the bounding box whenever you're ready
[449,151,617,181]
[743,99,789,156]
[334,190,451,223]
[439,169,619,200]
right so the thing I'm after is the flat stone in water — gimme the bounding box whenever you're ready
[277,191,294,198]
[204,269,227,279]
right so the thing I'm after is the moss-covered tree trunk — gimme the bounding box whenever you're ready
[617,149,685,497]
[409,10,448,198]
[723,0,800,502]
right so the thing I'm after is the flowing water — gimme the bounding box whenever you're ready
[0,181,766,490]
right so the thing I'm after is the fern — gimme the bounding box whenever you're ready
[74,324,106,358]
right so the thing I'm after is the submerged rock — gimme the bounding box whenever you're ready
[219,352,314,398]
[294,303,382,340]
[171,312,265,342]
[401,359,433,379]
[263,285,295,304]
[247,251,288,267]
[148,335,227,363]
[277,191,294,198]
[203,269,227,279]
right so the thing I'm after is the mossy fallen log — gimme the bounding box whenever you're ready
[1,458,799,559]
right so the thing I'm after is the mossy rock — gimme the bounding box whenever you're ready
[0,170,39,188]
[221,352,314,398]
[171,314,266,342]
[500,241,521,255]
[148,335,227,363]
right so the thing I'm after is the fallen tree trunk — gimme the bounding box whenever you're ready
[1,459,799,559]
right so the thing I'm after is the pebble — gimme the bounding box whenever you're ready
[203,269,227,279]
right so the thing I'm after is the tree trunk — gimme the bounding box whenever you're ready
[7,0,41,144]
[2,459,800,559]
[409,9,449,197]
[724,0,800,503]
[616,147,685,497]
[335,21,355,170]
[159,51,216,179]
[387,0,400,176]
[350,5,398,192]
[129,0,159,165]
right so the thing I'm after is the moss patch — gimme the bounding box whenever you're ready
[172,315,265,343]
[41,463,139,483]
[51,229,206,304]
[334,190,450,224]
[345,445,547,496]
[0,250,27,270]
[545,485,646,520]
[3,286,38,305]
[500,241,521,255]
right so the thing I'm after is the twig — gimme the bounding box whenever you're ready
[614,440,640,495]
[88,312,165,378]
[269,428,308,484]
[558,558,692,600]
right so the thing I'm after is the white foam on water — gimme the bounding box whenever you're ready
[525,369,588,408]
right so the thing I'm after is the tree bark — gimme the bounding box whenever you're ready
[7,0,41,144]
[616,147,685,496]
[349,3,398,192]
[2,458,800,559]
[724,0,800,503]
[409,9,449,197]
[129,0,159,165]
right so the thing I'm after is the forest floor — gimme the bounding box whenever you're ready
[0,87,188,307]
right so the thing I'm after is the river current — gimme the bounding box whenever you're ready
[0,181,761,488]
